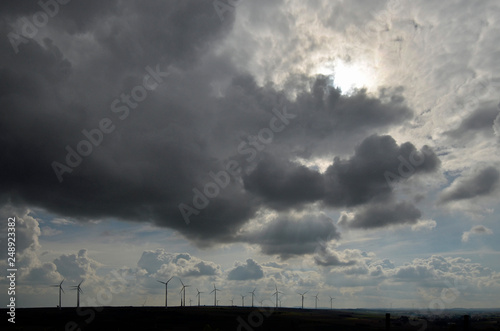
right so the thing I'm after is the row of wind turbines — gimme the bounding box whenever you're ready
[157,277,336,309]
[51,276,336,309]
[298,291,336,309]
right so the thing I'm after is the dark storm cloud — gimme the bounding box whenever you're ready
[0,0,247,245]
[0,1,436,253]
[242,135,440,210]
[227,259,264,281]
[439,166,499,204]
[444,106,500,138]
[338,201,422,229]
[323,134,440,207]
[0,0,118,24]
[243,156,325,210]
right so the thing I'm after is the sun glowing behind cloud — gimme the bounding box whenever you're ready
[315,60,377,95]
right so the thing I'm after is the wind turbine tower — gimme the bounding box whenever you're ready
[70,280,83,308]
[248,288,256,307]
[298,291,308,309]
[240,294,246,307]
[157,276,174,308]
[196,288,204,306]
[314,293,319,309]
[179,279,190,307]
[51,279,65,309]
[329,296,336,309]
[272,285,282,309]
[210,284,220,306]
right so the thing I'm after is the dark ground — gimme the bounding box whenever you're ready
[2,306,499,331]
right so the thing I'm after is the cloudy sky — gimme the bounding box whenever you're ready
[1,0,499,310]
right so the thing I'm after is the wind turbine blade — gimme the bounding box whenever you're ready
[61,288,65,294]
[167,276,173,283]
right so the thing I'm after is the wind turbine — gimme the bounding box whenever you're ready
[210,284,220,306]
[314,293,319,309]
[157,276,174,308]
[51,279,64,309]
[240,294,246,307]
[230,297,234,306]
[248,288,256,307]
[329,296,336,309]
[196,288,204,306]
[179,279,190,307]
[70,280,83,308]
[189,298,192,306]
[259,299,264,307]
[272,285,282,308]
[298,291,308,309]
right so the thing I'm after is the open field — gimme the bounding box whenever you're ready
[2,307,499,331]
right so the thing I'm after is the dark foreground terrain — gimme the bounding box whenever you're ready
[2,306,499,331]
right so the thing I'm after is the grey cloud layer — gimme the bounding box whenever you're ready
[227,259,264,280]
[238,212,340,259]
[0,1,442,255]
[439,166,499,204]
[338,201,422,229]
